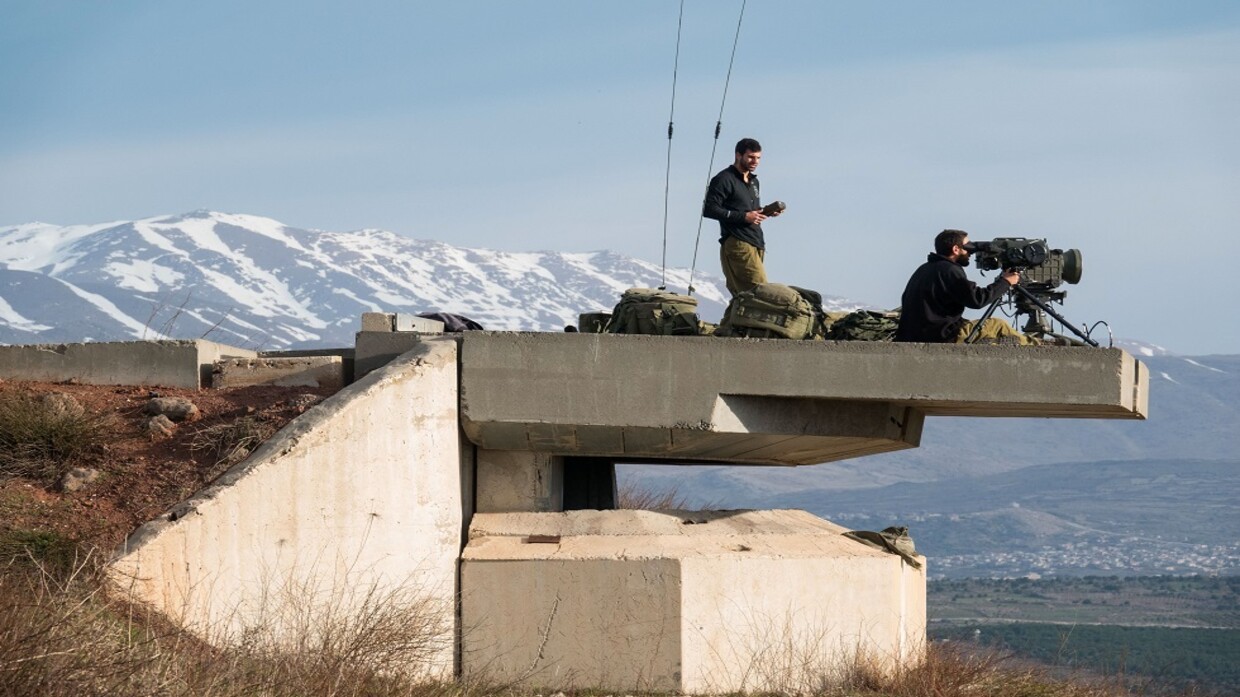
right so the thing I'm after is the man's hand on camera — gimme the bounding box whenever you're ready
[745,209,767,224]
[1001,270,1021,286]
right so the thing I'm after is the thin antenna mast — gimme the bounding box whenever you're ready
[659,0,686,290]
[686,0,747,295]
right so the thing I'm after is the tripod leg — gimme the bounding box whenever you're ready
[1011,285,1099,347]
[963,297,1005,344]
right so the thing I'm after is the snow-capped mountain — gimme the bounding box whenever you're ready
[0,210,868,349]
[1111,338,1174,357]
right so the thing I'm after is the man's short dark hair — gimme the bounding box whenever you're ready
[935,229,968,256]
[735,138,761,154]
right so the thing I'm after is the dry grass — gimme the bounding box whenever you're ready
[616,480,708,510]
[0,392,112,484]
[187,415,277,471]
[0,529,81,582]
[821,641,1208,697]
[0,548,1211,697]
[0,552,470,697]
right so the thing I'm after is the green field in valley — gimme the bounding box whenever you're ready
[929,576,1240,694]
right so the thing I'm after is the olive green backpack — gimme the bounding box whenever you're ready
[604,288,701,336]
[824,309,901,341]
[717,283,825,340]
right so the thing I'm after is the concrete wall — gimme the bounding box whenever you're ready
[108,338,465,678]
[680,549,924,693]
[461,509,925,693]
[0,339,256,389]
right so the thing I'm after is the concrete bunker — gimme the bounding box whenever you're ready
[95,322,1146,693]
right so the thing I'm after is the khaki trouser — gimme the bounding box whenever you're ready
[720,237,767,296]
[955,317,1039,345]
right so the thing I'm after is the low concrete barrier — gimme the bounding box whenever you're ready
[211,356,344,389]
[0,339,256,389]
[260,347,355,384]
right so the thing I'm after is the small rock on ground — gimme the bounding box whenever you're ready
[60,467,101,492]
[146,414,177,438]
[146,396,200,422]
[288,393,323,412]
[41,392,85,418]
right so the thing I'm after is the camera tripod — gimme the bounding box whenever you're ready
[965,281,1100,347]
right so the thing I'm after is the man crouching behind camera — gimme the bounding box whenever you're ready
[895,229,1033,345]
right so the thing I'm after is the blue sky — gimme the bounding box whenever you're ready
[3,1,1238,354]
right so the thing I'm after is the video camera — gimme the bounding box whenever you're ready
[963,237,1082,293]
[960,237,1098,345]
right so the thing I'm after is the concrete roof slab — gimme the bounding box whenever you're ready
[458,333,1146,466]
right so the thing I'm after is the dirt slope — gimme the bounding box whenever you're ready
[0,379,340,559]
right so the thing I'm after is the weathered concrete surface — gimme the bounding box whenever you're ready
[461,509,925,693]
[211,355,344,389]
[475,449,564,513]
[361,311,396,332]
[108,338,465,678]
[360,312,446,334]
[396,314,445,332]
[261,348,355,385]
[354,331,437,382]
[459,332,1147,465]
[0,339,256,389]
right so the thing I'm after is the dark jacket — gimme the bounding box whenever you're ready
[703,165,764,250]
[895,254,1014,342]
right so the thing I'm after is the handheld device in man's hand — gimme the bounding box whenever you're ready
[761,201,786,216]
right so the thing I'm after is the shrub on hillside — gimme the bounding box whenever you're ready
[0,392,112,484]
[0,529,81,580]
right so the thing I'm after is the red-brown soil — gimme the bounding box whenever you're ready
[0,379,341,558]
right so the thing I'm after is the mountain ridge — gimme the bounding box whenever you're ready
[0,210,873,348]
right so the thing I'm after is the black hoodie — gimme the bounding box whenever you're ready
[895,254,1014,342]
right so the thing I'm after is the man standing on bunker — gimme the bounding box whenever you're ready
[703,138,781,296]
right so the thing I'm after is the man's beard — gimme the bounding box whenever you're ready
[956,254,971,268]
